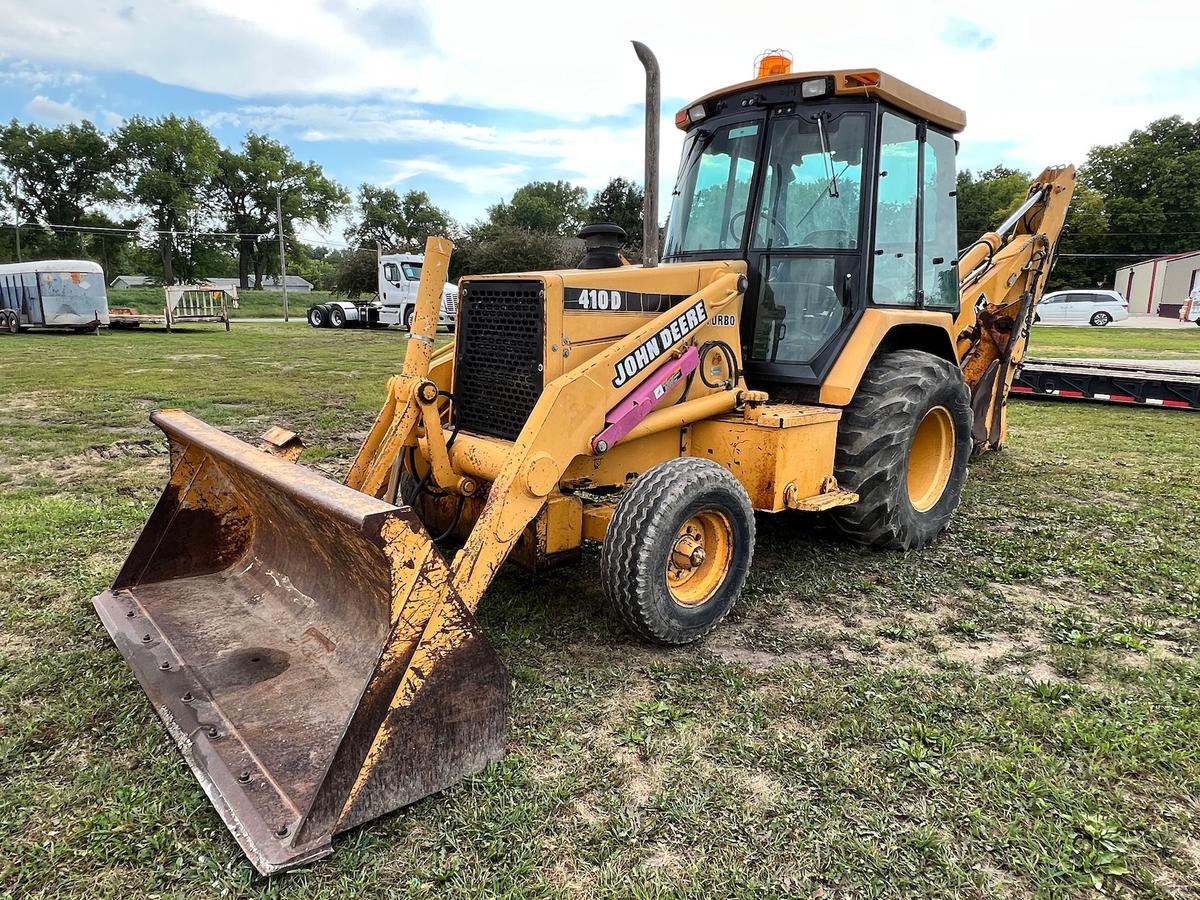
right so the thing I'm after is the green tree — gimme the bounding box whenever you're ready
[0,119,119,260]
[344,186,452,254]
[1046,184,1110,291]
[212,134,348,289]
[488,180,588,236]
[587,177,644,255]
[452,223,580,279]
[1082,116,1200,262]
[955,166,1031,242]
[290,242,340,291]
[332,248,379,297]
[115,115,220,284]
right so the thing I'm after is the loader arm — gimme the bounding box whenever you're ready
[952,165,1076,451]
[323,271,751,819]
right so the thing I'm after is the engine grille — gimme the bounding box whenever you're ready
[453,279,544,441]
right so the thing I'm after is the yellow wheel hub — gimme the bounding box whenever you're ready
[666,510,734,607]
[907,405,955,513]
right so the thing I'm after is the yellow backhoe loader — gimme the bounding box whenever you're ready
[93,44,1075,873]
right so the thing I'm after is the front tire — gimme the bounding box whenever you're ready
[601,458,754,645]
[829,350,971,551]
[403,306,414,332]
[1090,311,1111,326]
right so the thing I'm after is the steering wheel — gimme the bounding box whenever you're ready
[728,210,790,247]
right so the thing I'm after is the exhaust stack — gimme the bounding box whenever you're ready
[632,41,660,268]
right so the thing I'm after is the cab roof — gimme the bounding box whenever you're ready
[681,68,967,134]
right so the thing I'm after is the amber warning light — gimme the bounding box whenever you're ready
[754,49,793,79]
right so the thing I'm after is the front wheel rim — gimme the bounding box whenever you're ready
[666,510,734,608]
[907,406,955,513]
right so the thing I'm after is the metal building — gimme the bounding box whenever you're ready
[1115,249,1200,318]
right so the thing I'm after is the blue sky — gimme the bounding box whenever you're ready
[1,0,1196,247]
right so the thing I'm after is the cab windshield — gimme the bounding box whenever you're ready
[663,122,761,256]
[753,111,867,249]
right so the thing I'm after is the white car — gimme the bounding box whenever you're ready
[1036,289,1129,326]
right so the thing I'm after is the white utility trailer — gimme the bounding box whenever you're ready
[0,259,109,333]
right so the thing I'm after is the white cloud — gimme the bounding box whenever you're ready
[0,58,90,88]
[1,0,1198,209]
[25,95,88,123]
[24,94,123,127]
[381,158,529,197]
[208,101,673,189]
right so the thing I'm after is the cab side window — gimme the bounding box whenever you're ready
[383,263,401,284]
[872,113,919,305]
[923,129,959,308]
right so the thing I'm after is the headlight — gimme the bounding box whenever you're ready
[801,76,832,99]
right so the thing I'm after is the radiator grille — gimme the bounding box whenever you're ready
[453,279,544,441]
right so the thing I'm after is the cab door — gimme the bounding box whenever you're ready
[742,106,872,387]
[380,261,402,303]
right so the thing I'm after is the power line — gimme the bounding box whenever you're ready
[1057,252,1190,258]
[1063,231,1200,238]
[11,221,272,239]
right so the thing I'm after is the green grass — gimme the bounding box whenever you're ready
[1029,325,1200,360]
[2,325,1199,898]
[108,286,338,319]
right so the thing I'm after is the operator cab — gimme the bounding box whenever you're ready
[663,54,966,396]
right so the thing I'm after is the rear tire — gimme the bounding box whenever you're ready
[1090,311,1111,326]
[329,305,346,328]
[308,305,327,328]
[829,349,971,551]
[601,458,754,645]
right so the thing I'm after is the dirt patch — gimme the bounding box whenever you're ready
[84,438,167,460]
[642,847,685,874]
[941,637,1019,668]
[0,451,165,487]
[708,644,812,671]
[0,391,61,413]
[0,632,37,661]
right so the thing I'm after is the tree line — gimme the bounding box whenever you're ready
[2,111,1196,295]
[0,114,646,291]
[958,115,1200,291]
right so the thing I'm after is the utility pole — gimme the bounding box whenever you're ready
[13,175,22,263]
[276,193,289,322]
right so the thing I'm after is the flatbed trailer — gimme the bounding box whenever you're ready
[1012,357,1200,411]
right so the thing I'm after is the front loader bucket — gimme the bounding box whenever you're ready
[93,410,507,874]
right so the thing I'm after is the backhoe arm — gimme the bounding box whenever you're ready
[953,165,1076,451]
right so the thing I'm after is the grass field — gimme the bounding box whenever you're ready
[1,324,1198,898]
[1029,325,1200,360]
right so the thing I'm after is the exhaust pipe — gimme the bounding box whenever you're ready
[632,41,659,268]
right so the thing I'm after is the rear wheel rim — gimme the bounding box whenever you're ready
[666,510,734,608]
[907,405,955,513]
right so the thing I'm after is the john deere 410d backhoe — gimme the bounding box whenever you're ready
[93,45,1074,872]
